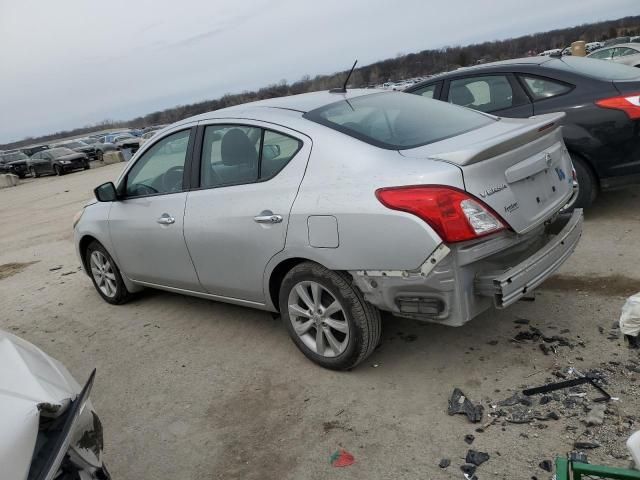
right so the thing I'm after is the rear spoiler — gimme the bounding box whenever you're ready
[426,112,566,166]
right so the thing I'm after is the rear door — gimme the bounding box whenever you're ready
[183,121,311,303]
[444,73,533,118]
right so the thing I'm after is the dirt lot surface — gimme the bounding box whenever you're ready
[1,164,639,479]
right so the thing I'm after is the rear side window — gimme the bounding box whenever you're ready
[588,48,613,60]
[447,75,516,113]
[200,126,301,188]
[303,92,493,150]
[550,57,640,80]
[616,47,638,57]
[520,75,572,100]
[261,130,301,180]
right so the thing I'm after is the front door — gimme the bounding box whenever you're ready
[184,123,311,303]
[108,128,202,291]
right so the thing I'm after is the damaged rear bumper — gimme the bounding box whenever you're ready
[475,208,583,308]
[351,208,583,326]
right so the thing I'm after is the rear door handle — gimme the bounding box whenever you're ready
[254,212,283,224]
[157,213,175,225]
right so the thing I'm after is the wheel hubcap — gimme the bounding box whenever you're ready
[90,251,117,298]
[288,281,349,358]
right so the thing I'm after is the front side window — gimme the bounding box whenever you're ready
[411,83,438,99]
[520,75,572,100]
[448,75,514,112]
[304,92,493,150]
[199,126,301,188]
[125,129,190,197]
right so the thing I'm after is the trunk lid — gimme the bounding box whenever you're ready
[400,112,574,234]
[613,79,640,95]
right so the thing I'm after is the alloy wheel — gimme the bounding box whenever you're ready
[90,250,117,298]
[287,281,349,357]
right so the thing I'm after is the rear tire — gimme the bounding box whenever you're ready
[96,150,104,162]
[279,261,381,370]
[85,241,133,305]
[571,154,597,208]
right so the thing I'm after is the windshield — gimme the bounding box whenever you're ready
[1,152,28,162]
[48,147,76,158]
[303,92,494,149]
[549,56,640,80]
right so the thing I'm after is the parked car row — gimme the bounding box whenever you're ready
[0,125,167,179]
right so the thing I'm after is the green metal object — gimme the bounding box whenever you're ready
[556,456,640,479]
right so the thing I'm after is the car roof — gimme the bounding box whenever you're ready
[430,56,553,78]
[600,42,640,49]
[172,89,385,127]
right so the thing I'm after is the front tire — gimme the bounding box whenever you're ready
[30,166,40,178]
[279,262,381,370]
[85,241,133,305]
[54,164,63,176]
[571,154,597,208]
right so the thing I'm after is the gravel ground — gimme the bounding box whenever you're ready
[0,164,639,479]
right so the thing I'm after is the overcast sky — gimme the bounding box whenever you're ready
[0,0,637,143]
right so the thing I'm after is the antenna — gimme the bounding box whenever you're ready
[329,60,358,93]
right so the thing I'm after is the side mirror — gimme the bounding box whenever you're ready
[94,182,118,202]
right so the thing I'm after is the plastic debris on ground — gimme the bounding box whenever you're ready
[329,449,355,467]
[466,449,490,466]
[448,388,484,423]
[620,293,640,349]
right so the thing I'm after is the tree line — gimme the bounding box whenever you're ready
[3,15,639,150]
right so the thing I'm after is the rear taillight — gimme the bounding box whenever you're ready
[375,186,506,243]
[595,93,640,119]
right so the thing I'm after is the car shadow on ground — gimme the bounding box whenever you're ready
[584,187,639,222]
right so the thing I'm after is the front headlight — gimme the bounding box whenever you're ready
[60,160,71,165]
[73,208,85,229]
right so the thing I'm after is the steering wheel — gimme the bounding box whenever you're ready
[162,165,184,192]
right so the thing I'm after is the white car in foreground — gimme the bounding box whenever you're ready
[0,330,109,479]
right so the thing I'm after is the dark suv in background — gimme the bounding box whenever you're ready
[406,56,640,207]
[0,150,30,178]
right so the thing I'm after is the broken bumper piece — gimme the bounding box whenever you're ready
[474,208,583,308]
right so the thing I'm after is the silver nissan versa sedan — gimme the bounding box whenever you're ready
[74,89,582,370]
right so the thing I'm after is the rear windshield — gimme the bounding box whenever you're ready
[549,57,640,80]
[303,92,494,149]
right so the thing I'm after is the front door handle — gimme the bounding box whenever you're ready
[157,213,175,225]
[254,211,283,224]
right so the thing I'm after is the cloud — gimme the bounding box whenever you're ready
[1,0,638,143]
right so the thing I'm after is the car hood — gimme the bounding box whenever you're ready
[0,330,86,479]
[7,159,28,165]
